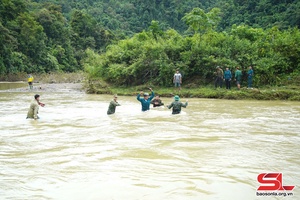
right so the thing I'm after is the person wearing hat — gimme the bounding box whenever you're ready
[214,66,223,89]
[107,94,121,115]
[26,94,45,120]
[136,88,155,111]
[167,95,188,114]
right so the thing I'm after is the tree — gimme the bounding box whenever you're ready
[182,7,221,34]
[148,20,164,40]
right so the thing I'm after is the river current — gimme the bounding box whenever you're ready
[0,84,299,200]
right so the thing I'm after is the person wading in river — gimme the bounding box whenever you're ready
[27,74,34,90]
[107,94,121,115]
[136,88,154,111]
[151,95,164,107]
[26,94,45,120]
[167,95,188,114]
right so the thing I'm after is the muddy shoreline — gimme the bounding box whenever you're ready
[0,82,84,93]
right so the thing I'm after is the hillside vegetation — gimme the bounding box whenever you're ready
[0,0,299,91]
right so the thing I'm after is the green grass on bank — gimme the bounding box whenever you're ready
[85,81,300,101]
[2,72,300,101]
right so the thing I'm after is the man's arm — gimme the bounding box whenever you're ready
[149,88,155,100]
[112,101,121,106]
[181,100,188,108]
[137,92,142,102]
[167,102,174,109]
[160,100,164,106]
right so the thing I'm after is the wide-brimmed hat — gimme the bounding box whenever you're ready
[174,95,180,101]
[144,92,149,96]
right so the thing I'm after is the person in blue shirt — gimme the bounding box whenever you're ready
[224,67,232,89]
[136,88,154,111]
[247,66,254,88]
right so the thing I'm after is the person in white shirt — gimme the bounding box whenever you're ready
[173,70,182,90]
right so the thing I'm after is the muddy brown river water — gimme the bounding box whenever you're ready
[0,83,299,200]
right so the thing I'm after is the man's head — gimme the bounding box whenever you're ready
[174,95,180,101]
[155,95,160,100]
[144,92,149,100]
[236,66,240,70]
[113,94,118,101]
[226,67,229,70]
[34,94,40,101]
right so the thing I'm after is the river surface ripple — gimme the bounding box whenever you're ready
[0,91,299,200]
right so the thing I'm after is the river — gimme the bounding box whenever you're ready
[0,83,299,200]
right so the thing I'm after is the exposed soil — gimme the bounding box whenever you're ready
[1,83,84,93]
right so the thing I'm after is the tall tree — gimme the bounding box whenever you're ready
[182,7,221,34]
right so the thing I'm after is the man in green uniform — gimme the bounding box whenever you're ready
[235,67,242,90]
[107,95,121,115]
[27,94,45,120]
[214,66,223,89]
[167,95,188,114]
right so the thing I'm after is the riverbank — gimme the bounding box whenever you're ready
[0,72,85,93]
[1,71,300,100]
[0,72,84,83]
[86,82,300,101]
[1,82,300,100]
[0,83,84,93]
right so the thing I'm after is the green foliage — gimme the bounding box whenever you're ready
[0,0,300,82]
[84,22,300,88]
[31,0,300,37]
[182,7,221,34]
[0,0,114,75]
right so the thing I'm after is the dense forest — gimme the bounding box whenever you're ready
[33,0,300,34]
[0,0,300,87]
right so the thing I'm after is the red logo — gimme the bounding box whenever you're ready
[257,173,295,191]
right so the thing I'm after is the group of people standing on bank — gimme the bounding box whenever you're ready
[214,66,254,90]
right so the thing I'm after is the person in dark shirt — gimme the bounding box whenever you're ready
[167,95,188,114]
[151,95,164,107]
[107,95,121,115]
[247,66,254,88]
